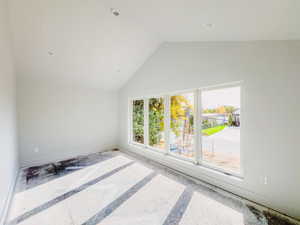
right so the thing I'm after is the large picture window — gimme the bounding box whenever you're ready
[130,83,241,176]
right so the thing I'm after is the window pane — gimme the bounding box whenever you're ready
[132,100,144,144]
[201,86,240,173]
[149,97,165,150]
[170,93,194,158]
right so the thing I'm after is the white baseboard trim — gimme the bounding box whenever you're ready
[20,147,117,169]
[0,169,19,225]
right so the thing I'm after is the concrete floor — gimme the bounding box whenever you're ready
[5,151,299,225]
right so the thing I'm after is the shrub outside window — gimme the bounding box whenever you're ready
[148,97,165,150]
[132,99,144,144]
[170,93,195,159]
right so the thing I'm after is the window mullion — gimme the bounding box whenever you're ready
[144,98,149,146]
[129,99,133,144]
[164,95,170,155]
[198,90,203,164]
[194,90,201,164]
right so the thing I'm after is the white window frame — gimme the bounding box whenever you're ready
[198,82,243,177]
[128,81,243,178]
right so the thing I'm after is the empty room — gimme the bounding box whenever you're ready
[0,0,299,224]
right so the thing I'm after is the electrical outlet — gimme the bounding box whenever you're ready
[264,176,268,185]
[34,147,39,153]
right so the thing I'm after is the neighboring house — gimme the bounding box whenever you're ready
[202,113,226,125]
[232,108,240,126]
[202,108,240,127]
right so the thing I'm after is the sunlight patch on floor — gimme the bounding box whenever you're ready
[6,152,291,225]
[179,191,244,225]
[17,163,152,225]
[98,175,185,225]
[8,156,132,221]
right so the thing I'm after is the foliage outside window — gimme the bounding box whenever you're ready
[170,93,194,158]
[148,98,165,150]
[132,100,144,144]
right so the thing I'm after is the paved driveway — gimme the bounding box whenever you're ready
[202,127,240,156]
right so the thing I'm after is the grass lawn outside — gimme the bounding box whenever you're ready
[202,125,226,136]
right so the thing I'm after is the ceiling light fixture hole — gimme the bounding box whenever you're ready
[203,23,214,28]
[111,8,120,16]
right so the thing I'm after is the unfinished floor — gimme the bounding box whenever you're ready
[5,151,299,225]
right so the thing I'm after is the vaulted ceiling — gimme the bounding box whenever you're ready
[9,0,300,90]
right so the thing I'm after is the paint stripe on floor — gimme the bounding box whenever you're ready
[95,174,185,225]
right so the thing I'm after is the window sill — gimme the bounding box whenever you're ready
[128,142,243,183]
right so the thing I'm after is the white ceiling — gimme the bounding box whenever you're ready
[9,0,300,90]
[109,0,300,42]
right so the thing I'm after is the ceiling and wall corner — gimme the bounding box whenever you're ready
[8,0,161,91]
[8,0,300,91]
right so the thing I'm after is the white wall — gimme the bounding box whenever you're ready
[18,78,118,167]
[118,41,300,219]
[0,0,18,223]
